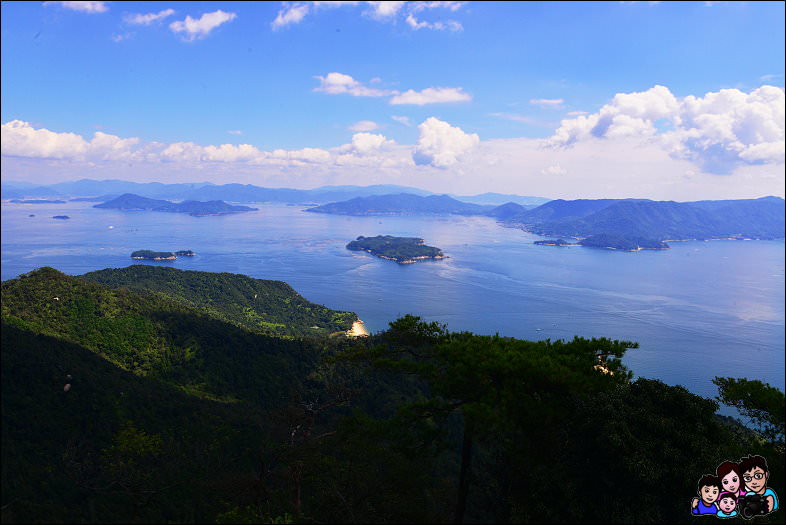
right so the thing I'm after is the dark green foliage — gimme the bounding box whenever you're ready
[307,193,492,216]
[1,324,265,524]
[2,271,783,524]
[713,377,785,447]
[347,235,445,263]
[81,265,357,337]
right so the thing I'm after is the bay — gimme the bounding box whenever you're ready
[2,200,784,406]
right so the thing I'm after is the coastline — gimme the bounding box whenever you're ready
[347,320,369,337]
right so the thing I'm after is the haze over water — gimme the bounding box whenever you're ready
[2,201,784,405]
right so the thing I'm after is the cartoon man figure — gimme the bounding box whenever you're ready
[740,455,778,515]
[716,492,738,518]
[692,474,721,515]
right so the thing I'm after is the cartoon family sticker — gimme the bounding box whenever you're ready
[691,455,779,519]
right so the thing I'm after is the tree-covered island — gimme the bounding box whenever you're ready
[347,235,447,264]
[131,250,196,260]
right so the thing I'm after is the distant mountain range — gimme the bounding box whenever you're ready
[93,193,257,216]
[305,192,785,243]
[307,193,495,216]
[1,178,548,206]
[503,196,785,241]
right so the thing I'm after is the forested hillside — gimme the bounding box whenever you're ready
[81,265,356,337]
[2,268,783,523]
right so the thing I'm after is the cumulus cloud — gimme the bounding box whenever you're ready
[412,117,479,168]
[314,72,393,97]
[169,10,237,41]
[390,87,471,105]
[547,84,784,173]
[125,9,176,25]
[0,120,141,161]
[348,120,380,132]
[346,132,395,155]
[43,1,108,13]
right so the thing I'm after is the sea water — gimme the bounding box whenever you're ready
[2,201,783,404]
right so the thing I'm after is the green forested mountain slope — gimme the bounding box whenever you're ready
[1,324,267,523]
[2,269,783,524]
[80,265,356,337]
[1,267,329,403]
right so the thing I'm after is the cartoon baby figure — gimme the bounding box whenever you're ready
[716,492,738,518]
[692,474,721,515]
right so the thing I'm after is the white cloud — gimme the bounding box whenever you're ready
[0,120,141,161]
[88,131,140,161]
[169,10,237,41]
[548,85,785,173]
[405,14,462,31]
[541,164,567,176]
[314,72,393,97]
[227,130,243,135]
[364,1,407,19]
[390,87,471,105]
[43,1,108,13]
[125,9,176,25]
[530,98,564,108]
[270,147,332,164]
[271,3,310,30]
[2,120,88,159]
[392,115,412,126]
[347,132,395,155]
[348,120,380,132]
[412,117,479,168]
[270,1,465,32]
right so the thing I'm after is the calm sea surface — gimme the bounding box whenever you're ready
[2,201,784,406]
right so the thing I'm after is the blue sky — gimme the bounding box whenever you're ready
[2,1,784,199]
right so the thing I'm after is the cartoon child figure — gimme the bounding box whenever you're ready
[716,460,746,498]
[740,455,779,514]
[692,474,721,515]
[716,492,738,518]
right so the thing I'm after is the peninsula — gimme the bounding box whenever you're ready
[534,234,669,251]
[346,235,446,264]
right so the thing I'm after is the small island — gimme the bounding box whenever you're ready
[51,215,70,220]
[533,238,578,247]
[346,235,446,264]
[131,249,196,261]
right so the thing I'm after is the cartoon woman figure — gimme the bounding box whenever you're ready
[716,460,746,498]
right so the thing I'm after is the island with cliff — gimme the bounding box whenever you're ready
[346,235,446,264]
